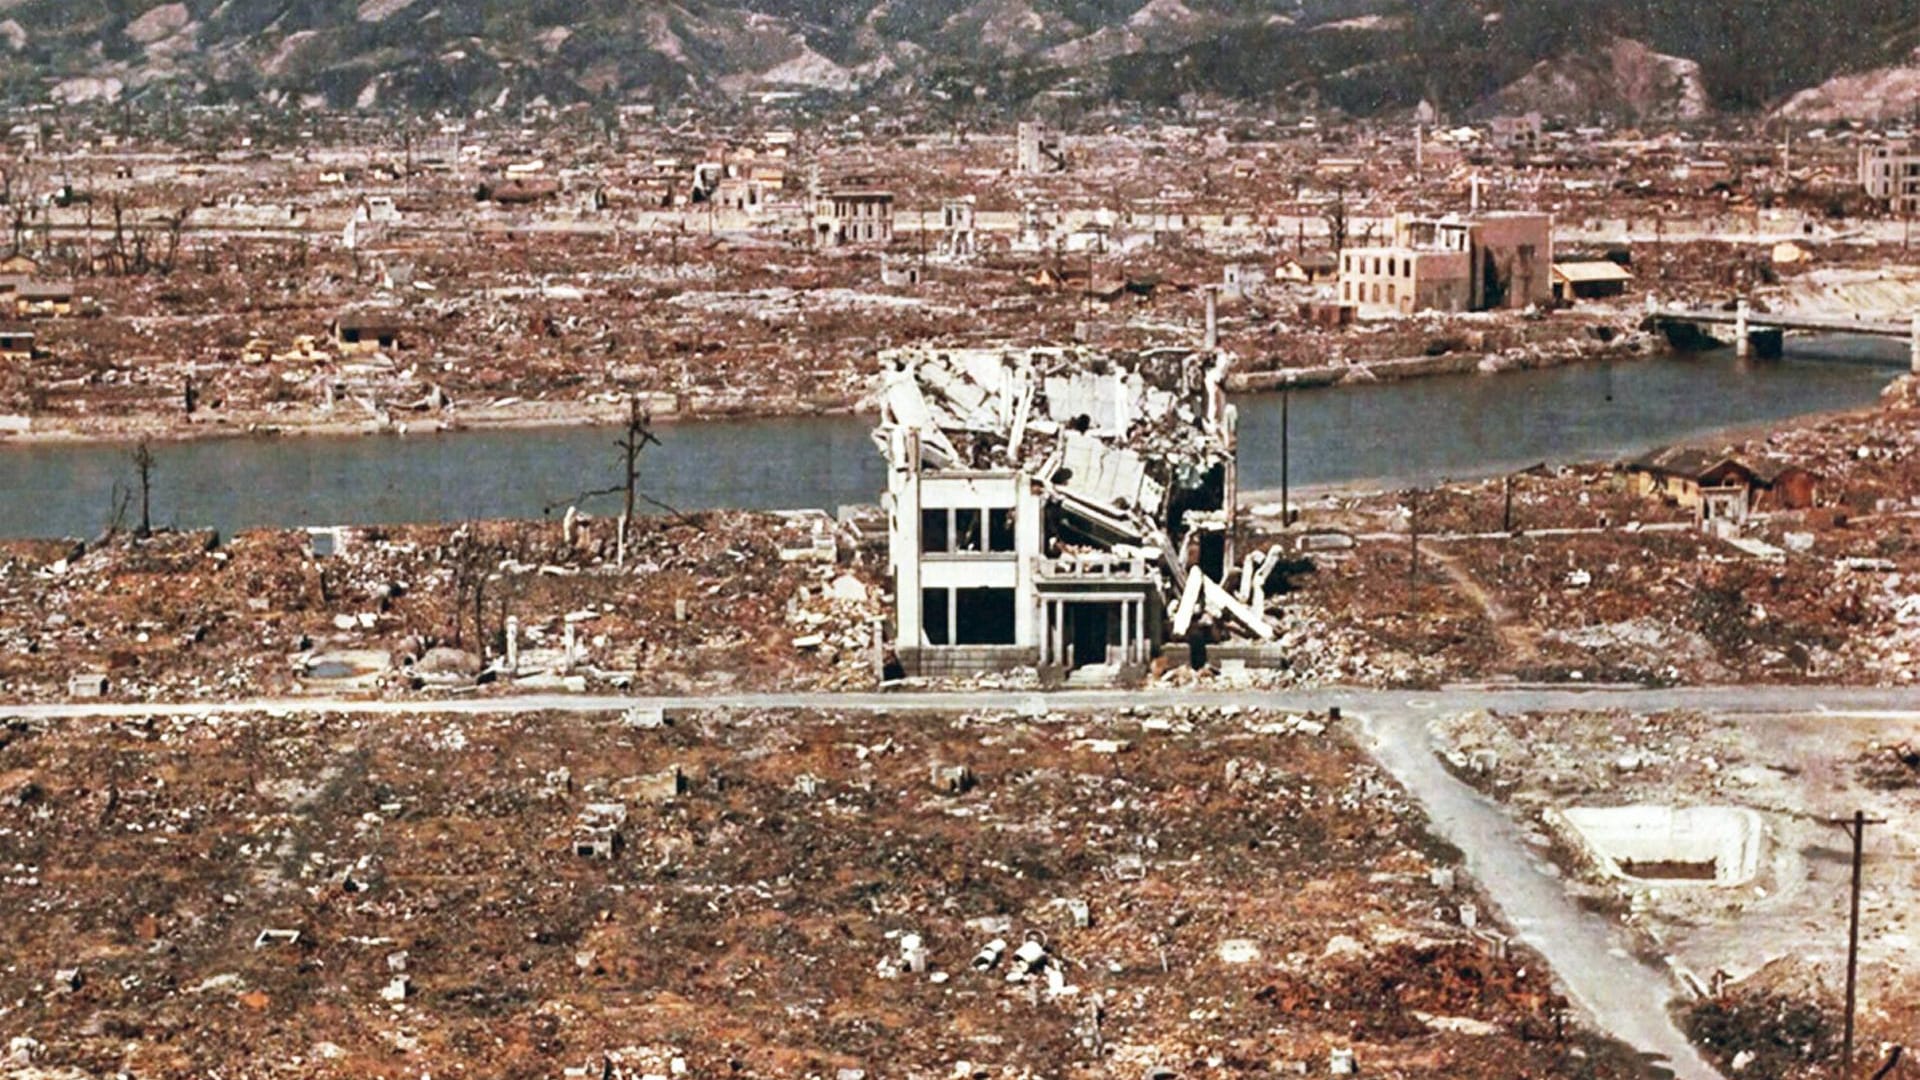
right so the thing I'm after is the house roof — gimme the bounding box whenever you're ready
[1553,261,1634,284]
[1628,445,1722,478]
[1747,457,1816,484]
[16,282,73,299]
[1629,447,1811,486]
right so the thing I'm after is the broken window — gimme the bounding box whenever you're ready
[921,508,949,553]
[954,588,1016,645]
[954,508,982,552]
[988,508,1015,552]
[922,588,951,645]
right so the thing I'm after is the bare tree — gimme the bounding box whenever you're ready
[1321,183,1349,256]
[161,203,191,275]
[446,526,486,651]
[131,440,155,538]
[617,395,660,534]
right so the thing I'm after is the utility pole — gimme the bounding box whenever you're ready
[1830,810,1885,1079]
[1279,380,1291,529]
[1408,487,1422,609]
[1503,473,1515,533]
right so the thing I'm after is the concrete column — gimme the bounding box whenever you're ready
[504,616,519,673]
[1134,599,1144,664]
[1045,601,1053,666]
[1129,599,1142,664]
[1735,299,1750,359]
[1042,601,1054,666]
[1203,287,1218,351]
[1057,603,1070,669]
[1119,600,1131,666]
[1055,602,1066,668]
[1910,315,1920,374]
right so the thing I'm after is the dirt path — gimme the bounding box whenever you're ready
[1424,544,1541,666]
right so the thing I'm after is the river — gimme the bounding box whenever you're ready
[0,339,1904,540]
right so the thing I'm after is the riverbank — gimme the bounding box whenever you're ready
[0,390,877,446]
[1230,318,1652,392]
[1242,395,1901,507]
[0,312,1655,447]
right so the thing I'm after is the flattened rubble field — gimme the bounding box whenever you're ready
[0,510,884,701]
[0,707,1661,1078]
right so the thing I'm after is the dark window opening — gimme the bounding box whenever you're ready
[988,508,1015,552]
[921,508,949,554]
[955,588,1016,645]
[954,508,983,553]
[922,588,951,645]
[1198,531,1228,583]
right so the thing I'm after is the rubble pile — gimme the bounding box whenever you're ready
[0,705,1664,1078]
[0,510,884,700]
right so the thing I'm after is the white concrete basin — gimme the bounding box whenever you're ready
[1558,805,1765,887]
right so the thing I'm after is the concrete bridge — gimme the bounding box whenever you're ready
[1651,298,1920,371]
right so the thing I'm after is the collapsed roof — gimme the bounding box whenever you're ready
[873,344,1234,535]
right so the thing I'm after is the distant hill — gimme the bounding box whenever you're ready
[0,0,1915,120]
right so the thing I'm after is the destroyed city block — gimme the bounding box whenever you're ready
[5,7,1920,1080]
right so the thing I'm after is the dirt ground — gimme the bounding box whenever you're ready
[1430,708,1920,1080]
[0,706,1663,1079]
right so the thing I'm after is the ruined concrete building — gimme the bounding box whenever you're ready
[1859,141,1920,215]
[874,343,1249,682]
[1340,212,1552,318]
[814,186,895,246]
[939,197,977,258]
[1016,121,1066,174]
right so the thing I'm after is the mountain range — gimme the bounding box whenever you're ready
[5,0,1918,122]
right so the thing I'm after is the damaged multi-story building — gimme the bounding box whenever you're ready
[1340,211,1552,318]
[873,341,1259,683]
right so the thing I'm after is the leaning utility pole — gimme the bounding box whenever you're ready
[1830,810,1885,1079]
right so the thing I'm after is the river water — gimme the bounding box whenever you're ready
[0,339,1903,540]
